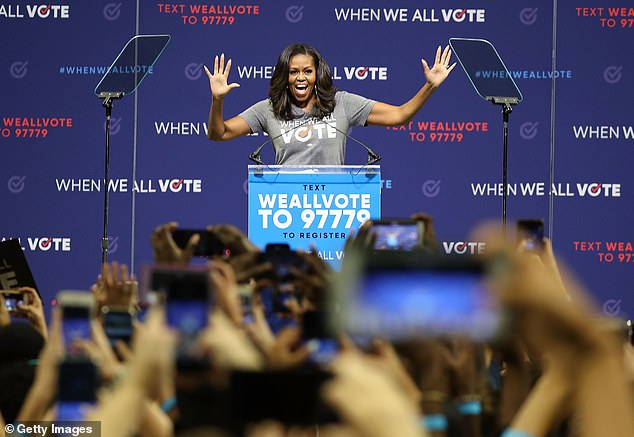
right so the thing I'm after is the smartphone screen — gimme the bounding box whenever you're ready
[517,219,545,252]
[61,305,92,354]
[261,243,306,280]
[172,229,226,257]
[342,252,502,342]
[2,291,23,314]
[57,359,97,421]
[152,268,210,335]
[102,308,133,347]
[372,219,424,250]
[302,310,339,366]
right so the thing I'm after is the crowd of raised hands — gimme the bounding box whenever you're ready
[1,217,633,437]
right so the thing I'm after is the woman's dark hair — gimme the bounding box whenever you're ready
[269,43,337,121]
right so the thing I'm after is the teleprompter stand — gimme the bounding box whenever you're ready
[448,38,523,236]
[94,34,170,263]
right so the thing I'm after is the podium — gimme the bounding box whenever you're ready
[248,165,381,266]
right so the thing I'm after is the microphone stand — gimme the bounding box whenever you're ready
[98,91,124,264]
[491,97,518,238]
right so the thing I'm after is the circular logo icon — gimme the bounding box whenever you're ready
[603,66,623,84]
[108,236,119,254]
[104,117,122,135]
[185,63,204,80]
[103,3,122,21]
[10,61,29,79]
[286,5,304,23]
[519,8,538,25]
[602,299,621,316]
[519,122,539,140]
[422,180,441,198]
[8,176,26,193]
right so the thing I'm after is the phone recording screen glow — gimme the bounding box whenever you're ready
[373,224,420,250]
[348,270,500,341]
[166,301,207,335]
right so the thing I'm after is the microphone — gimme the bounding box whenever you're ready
[248,143,266,165]
[248,115,381,165]
[319,117,381,165]
[248,117,313,165]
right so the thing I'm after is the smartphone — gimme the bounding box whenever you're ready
[57,358,98,421]
[57,291,95,355]
[260,243,307,280]
[147,265,212,336]
[1,290,29,315]
[372,219,425,250]
[338,251,503,342]
[517,219,545,253]
[172,229,227,257]
[302,310,339,367]
[230,369,335,426]
[101,306,134,348]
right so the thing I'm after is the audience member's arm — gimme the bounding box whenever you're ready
[0,294,9,328]
[505,357,572,437]
[86,309,176,437]
[17,307,63,421]
[150,222,198,265]
[323,352,428,437]
[498,243,634,437]
[15,287,48,339]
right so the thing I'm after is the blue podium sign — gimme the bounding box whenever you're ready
[248,165,381,265]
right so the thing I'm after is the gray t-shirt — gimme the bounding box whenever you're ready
[239,91,376,165]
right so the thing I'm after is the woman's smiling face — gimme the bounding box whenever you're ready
[287,53,317,109]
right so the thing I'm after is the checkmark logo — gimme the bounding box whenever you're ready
[104,117,122,135]
[41,237,52,248]
[590,184,602,194]
[358,67,370,78]
[602,299,621,316]
[108,236,119,254]
[185,63,204,80]
[520,122,539,140]
[422,180,441,198]
[10,61,29,79]
[172,179,184,190]
[455,9,467,19]
[519,8,538,25]
[103,3,122,21]
[8,176,26,193]
[604,66,622,84]
[40,5,52,15]
[286,5,304,23]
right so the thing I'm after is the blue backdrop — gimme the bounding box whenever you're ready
[1,0,633,318]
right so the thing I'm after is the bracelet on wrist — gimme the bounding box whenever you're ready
[420,414,448,432]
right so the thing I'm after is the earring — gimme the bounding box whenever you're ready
[315,86,320,100]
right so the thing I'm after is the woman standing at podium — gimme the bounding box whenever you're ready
[205,43,455,165]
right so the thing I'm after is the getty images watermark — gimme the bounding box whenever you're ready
[5,421,101,436]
